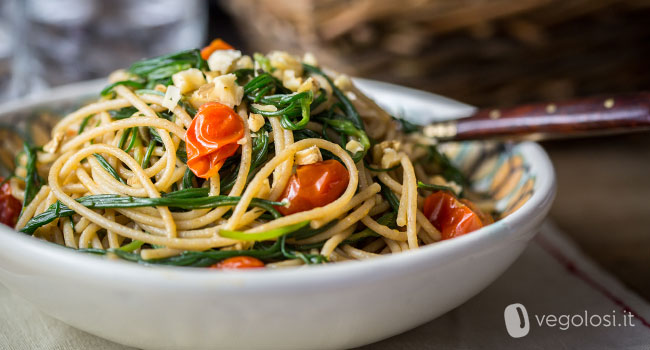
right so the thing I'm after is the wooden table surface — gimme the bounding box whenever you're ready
[541,133,650,301]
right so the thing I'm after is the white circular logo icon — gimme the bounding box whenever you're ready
[504,303,530,338]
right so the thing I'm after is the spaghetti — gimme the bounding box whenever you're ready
[8,40,494,268]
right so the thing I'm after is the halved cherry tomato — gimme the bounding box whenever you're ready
[423,191,486,240]
[186,102,244,178]
[0,178,22,228]
[276,159,349,216]
[210,256,265,270]
[200,38,234,60]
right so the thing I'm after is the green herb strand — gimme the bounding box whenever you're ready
[92,154,126,184]
[417,181,458,197]
[303,64,366,131]
[127,49,207,89]
[319,117,370,162]
[141,140,156,168]
[123,127,138,153]
[117,128,132,149]
[21,144,43,211]
[20,192,284,235]
[118,240,144,252]
[220,221,309,241]
[181,167,194,190]
[78,115,92,134]
[109,107,138,120]
[380,183,400,213]
[290,212,396,251]
[100,80,145,97]
[253,53,273,72]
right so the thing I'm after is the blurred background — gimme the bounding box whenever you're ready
[3,0,650,105]
[1,0,649,298]
[0,0,207,99]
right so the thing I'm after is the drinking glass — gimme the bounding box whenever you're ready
[11,0,207,96]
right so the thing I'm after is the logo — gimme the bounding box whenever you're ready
[504,303,530,338]
[504,303,636,338]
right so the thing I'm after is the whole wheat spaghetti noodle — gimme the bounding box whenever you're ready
[7,42,494,268]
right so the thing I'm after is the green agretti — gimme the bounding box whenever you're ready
[79,233,327,267]
[20,143,43,212]
[20,188,284,235]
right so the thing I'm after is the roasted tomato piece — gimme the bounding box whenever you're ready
[276,159,349,216]
[200,38,234,60]
[185,102,244,179]
[423,191,487,240]
[0,179,22,228]
[210,256,265,270]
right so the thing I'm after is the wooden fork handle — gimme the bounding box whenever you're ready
[424,93,650,141]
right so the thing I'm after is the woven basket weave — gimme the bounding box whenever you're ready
[221,0,650,106]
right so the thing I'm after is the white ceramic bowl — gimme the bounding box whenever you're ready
[0,79,555,350]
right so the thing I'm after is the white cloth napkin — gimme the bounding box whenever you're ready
[2,221,649,349]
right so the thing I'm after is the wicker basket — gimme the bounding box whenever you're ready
[221,0,650,107]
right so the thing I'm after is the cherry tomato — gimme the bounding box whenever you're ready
[210,256,265,270]
[276,159,349,216]
[0,178,22,228]
[422,191,485,240]
[461,198,494,226]
[200,38,234,60]
[186,102,244,178]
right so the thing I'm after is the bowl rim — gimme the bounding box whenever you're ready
[0,79,556,290]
